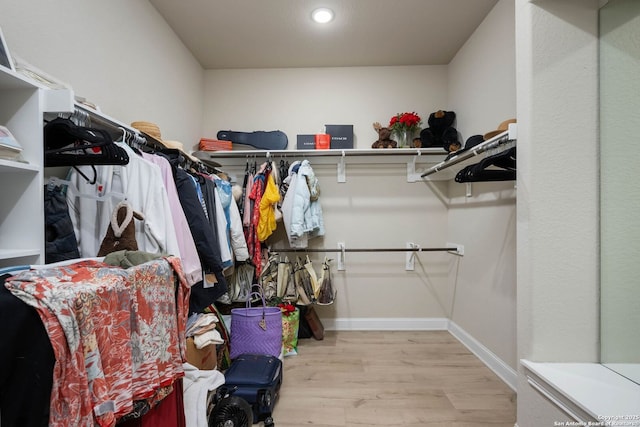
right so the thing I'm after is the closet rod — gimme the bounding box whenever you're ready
[73,102,147,144]
[272,247,456,253]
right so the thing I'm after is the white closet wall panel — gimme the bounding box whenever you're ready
[202,65,448,150]
[446,0,518,370]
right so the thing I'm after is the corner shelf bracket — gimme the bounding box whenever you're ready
[337,151,346,183]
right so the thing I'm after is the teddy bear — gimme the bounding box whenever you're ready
[371,122,397,148]
[419,110,461,153]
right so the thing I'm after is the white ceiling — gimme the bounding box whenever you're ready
[148,0,499,69]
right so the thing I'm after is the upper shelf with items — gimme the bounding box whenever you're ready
[194,124,516,183]
[194,147,450,183]
[420,123,517,181]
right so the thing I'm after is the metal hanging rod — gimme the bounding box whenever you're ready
[271,247,456,253]
[71,102,148,146]
[271,242,464,271]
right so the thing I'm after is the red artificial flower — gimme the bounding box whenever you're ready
[389,112,422,133]
[278,302,296,316]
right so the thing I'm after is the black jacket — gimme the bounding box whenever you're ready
[164,151,228,312]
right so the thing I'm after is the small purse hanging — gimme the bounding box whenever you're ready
[303,255,320,299]
[279,256,297,302]
[230,260,255,303]
[293,257,314,305]
[316,257,336,305]
[258,252,279,301]
[230,291,283,359]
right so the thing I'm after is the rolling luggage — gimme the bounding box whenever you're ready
[222,353,282,426]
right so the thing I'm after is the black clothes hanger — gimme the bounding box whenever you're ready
[72,165,97,185]
[44,117,129,167]
[455,147,516,183]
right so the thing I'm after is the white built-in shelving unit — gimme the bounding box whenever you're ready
[0,66,73,268]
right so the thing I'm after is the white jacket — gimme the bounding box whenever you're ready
[282,160,324,248]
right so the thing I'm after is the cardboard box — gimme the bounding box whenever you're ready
[325,124,354,149]
[296,134,316,150]
[186,337,217,370]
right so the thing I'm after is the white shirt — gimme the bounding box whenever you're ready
[67,143,180,260]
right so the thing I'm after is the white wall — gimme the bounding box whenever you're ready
[202,66,447,149]
[446,0,517,371]
[0,0,204,145]
[449,0,517,140]
[516,0,600,425]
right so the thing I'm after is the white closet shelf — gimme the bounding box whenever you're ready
[195,147,448,163]
[0,68,38,90]
[522,360,640,424]
[194,147,449,182]
[0,248,41,261]
[0,159,39,173]
[0,67,74,112]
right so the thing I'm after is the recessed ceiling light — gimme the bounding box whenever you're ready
[311,8,334,24]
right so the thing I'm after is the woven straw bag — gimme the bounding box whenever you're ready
[230,291,282,359]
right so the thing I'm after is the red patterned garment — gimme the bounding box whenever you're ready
[247,173,266,276]
[4,257,190,427]
[127,257,189,398]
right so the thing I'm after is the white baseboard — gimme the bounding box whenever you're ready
[323,317,449,331]
[448,321,518,391]
[321,317,517,392]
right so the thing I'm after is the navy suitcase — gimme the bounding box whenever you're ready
[222,354,282,425]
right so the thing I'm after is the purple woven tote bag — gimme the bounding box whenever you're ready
[230,291,282,359]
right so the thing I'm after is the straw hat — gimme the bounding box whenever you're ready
[130,121,162,141]
[483,118,516,141]
[130,121,201,164]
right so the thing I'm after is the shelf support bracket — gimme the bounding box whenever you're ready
[407,152,422,182]
[337,151,346,183]
[337,242,346,271]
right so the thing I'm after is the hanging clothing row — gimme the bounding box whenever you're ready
[42,109,328,310]
[236,156,325,278]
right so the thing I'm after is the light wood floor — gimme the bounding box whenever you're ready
[271,330,516,427]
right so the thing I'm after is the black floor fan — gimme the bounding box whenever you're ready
[208,395,254,427]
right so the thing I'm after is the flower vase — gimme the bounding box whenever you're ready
[394,129,414,148]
